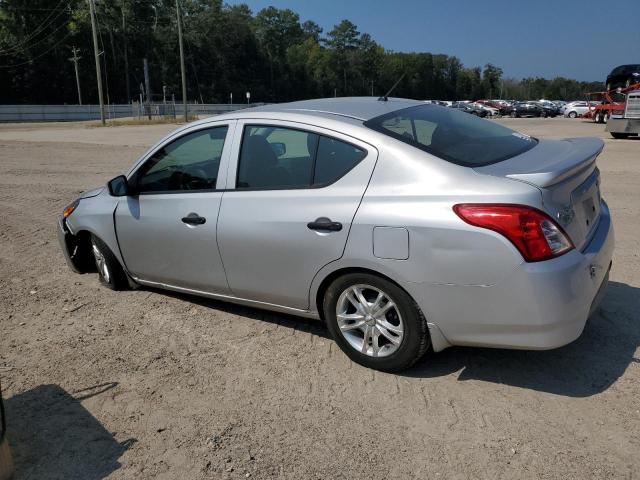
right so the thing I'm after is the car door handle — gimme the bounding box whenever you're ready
[307,217,342,232]
[181,213,206,225]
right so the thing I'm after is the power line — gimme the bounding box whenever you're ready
[0,0,69,54]
[0,19,71,56]
[0,30,75,69]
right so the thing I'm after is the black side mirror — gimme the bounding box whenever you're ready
[107,175,132,197]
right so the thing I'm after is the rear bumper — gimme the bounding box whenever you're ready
[412,201,615,350]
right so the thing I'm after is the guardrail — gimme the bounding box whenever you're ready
[0,103,265,122]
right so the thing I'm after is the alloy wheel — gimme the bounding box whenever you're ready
[335,284,404,357]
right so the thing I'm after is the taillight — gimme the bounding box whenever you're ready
[453,204,573,262]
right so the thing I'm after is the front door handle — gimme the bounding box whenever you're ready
[181,213,206,225]
[307,217,342,232]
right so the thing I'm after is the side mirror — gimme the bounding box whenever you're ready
[270,142,286,157]
[107,175,132,197]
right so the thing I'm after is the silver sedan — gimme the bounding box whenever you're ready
[58,98,614,371]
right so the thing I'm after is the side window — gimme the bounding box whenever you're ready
[313,137,366,185]
[237,126,318,189]
[136,126,228,193]
[237,124,366,190]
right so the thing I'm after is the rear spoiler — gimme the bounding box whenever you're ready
[475,137,604,188]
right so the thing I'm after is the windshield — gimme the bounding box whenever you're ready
[364,104,538,167]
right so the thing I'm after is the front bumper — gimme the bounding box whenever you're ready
[412,201,615,350]
[58,217,84,273]
[605,118,640,135]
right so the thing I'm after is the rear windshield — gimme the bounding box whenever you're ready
[363,104,537,167]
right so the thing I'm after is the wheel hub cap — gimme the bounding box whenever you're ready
[335,284,404,358]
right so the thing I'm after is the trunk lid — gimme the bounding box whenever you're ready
[475,137,604,250]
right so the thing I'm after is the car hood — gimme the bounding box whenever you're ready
[79,186,105,199]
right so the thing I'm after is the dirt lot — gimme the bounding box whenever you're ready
[0,117,638,480]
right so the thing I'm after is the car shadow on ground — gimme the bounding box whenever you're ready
[154,281,638,398]
[5,382,136,480]
[157,288,331,340]
[403,281,640,397]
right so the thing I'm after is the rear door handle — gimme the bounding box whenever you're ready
[307,217,342,232]
[181,213,206,225]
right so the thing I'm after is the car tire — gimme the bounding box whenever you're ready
[323,273,430,372]
[539,111,547,118]
[510,111,517,118]
[91,234,128,290]
[568,111,577,118]
[611,132,630,139]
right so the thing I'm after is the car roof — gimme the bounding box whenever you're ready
[230,97,423,122]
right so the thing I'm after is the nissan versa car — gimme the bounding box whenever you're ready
[58,98,614,372]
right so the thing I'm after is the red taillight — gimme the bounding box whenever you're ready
[453,204,574,262]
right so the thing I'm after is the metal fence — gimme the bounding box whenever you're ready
[0,103,264,123]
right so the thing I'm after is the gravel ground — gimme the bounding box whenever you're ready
[0,118,638,480]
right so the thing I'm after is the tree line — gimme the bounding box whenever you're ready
[0,0,604,105]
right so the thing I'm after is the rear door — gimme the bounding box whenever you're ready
[217,120,377,309]
[115,122,235,293]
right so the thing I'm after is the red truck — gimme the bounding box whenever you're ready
[587,82,640,138]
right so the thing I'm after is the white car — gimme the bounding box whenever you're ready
[563,101,596,118]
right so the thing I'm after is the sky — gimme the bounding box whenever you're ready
[226,0,640,81]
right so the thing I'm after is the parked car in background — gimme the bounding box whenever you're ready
[506,102,545,117]
[57,98,614,372]
[450,102,488,117]
[563,101,593,118]
[535,101,561,117]
[0,381,12,480]
[606,64,640,90]
[469,102,500,116]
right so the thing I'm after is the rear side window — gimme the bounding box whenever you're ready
[313,137,366,185]
[364,104,537,167]
[237,125,366,189]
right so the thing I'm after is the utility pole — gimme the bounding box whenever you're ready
[176,0,188,122]
[143,57,151,120]
[88,0,105,125]
[69,47,82,105]
[122,3,130,102]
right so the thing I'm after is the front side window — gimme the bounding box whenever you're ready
[364,104,537,167]
[136,126,228,193]
[237,125,366,189]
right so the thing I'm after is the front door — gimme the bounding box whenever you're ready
[115,123,234,294]
[217,121,377,309]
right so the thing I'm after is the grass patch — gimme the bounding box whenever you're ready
[89,115,199,127]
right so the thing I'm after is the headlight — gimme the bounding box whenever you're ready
[63,199,80,218]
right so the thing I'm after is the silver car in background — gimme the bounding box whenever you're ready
[58,98,614,371]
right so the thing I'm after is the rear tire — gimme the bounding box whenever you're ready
[91,234,128,290]
[323,273,430,372]
[568,111,577,118]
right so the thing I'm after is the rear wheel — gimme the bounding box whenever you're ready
[510,110,517,118]
[323,273,430,372]
[91,235,128,290]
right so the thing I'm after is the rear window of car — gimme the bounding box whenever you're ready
[364,104,537,167]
